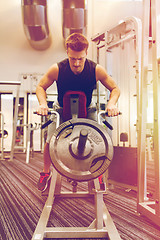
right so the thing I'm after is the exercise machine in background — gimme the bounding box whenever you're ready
[0,112,8,160]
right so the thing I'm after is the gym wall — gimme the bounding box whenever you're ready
[0,0,143,83]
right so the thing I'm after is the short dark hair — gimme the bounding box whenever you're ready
[65,33,89,51]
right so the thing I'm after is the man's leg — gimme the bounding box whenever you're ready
[43,142,52,173]
[87,102,105,190]
[37,142,52,191]
[87,102,97,121]
[37,142,52,192]
[37,101,63,191]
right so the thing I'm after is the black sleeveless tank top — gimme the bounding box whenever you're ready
[57,58,97,107]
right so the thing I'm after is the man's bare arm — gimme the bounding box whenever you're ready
[36,64,59,115]
[96,64,120,116]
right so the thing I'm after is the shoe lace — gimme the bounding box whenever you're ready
[40,173,49,183]
[98,175,103,184]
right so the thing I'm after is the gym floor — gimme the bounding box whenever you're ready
[0,152,160,240]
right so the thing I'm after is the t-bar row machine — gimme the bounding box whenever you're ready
[32,91,121,240]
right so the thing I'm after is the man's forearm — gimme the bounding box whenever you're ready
[108,87,120,105]
[36,85,48,106]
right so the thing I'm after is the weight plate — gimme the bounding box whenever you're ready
[49,118,113,181]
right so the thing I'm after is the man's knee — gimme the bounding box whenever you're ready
[87,103,97,121]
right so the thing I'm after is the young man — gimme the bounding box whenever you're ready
[36,33,120,191]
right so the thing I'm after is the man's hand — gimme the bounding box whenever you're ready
[105,103,119,117]
[36,104,49,116]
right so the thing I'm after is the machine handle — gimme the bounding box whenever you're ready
[105,111,122,117]
[102,120,113,130]
[100,111,122,131]
[33,110,52,115]
[33,110,60,129]
[41,120,53,129]
[33,110,53,129]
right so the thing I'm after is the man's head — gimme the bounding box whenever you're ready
[65,33,89,75]
[65,33,89,52]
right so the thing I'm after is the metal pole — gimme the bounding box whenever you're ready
[0,81,21,161]
[137,0,150,206]
[151,0,160,216]
[97,46,100,112]
[10,82,21,161]
[0,81,21,86]
[0,112,4,160]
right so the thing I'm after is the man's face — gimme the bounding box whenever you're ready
[67,48,87,75]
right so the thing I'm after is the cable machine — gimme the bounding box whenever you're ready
[9,73,43,163]
[91,0,160,227]
[0,112,5,160]
[92,17,142,190]
[137,0,160,226]
[0,74,43,162]
[0,81,21,161]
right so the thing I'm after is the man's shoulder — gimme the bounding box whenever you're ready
[86,59,97,68]
[58,58,69,67]
[86,58,96,63]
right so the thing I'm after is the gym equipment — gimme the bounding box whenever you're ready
[32,114,121,240]
[137,0,160,227]
[108,146,137,188]
[32,90,121,239]
[63,91,87,121]
[0,113,9,161]
[92,17,141,147]
[92,18,141,194]
[0,112,5,160]
[120,132,128,147]
[13,122,42,163]
[0,81,21,161]
[0,130,8,138]
[98,111,122,131]
[49,118,113,181]
[26,122,42,163]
